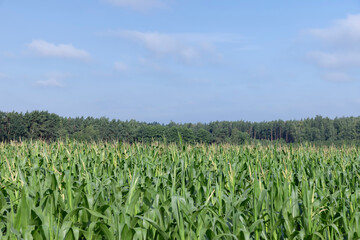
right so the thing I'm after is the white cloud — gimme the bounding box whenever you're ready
[35,72,69,87]
[114,61,128,72]
[111,30,222,64]
[307,14,360,70]
[138,57,168,72]
[28,40,90,60]
[307,51,360,68]
[309,14,360,47]
[35,79,63,87]
[104,0,164,11]
[322,72,354,82]
[236,45,260,51]
[0,73,7,79]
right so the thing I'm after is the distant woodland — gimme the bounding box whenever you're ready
[1,111,360,145]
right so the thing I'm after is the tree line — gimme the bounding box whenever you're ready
[1,111,360,144]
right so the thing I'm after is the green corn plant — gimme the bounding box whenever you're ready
[0,140,360,239]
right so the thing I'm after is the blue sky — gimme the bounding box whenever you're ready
[1,0,360,123]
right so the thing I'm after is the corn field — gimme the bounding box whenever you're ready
[0,140,360,239]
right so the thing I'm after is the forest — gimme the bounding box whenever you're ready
[1,110,360,144]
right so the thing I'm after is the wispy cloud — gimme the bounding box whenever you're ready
[108,30,222,64]
[35,79,63,87]
[236,45,260,51]
[306,14,360,83]
[28,40,90,60]
[307,14,360,69]
[0,73,7,79]
[307,51,360,68]
[138,57,169,72]
[322,72,354,82]
[1,51,16,58]
[309,14,360,47]
[104,0,165,11]
[35,72,69,87]
[114,61,128,72]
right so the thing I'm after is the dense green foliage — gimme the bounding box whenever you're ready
[1,140,360,239]
[1,111,360,144]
